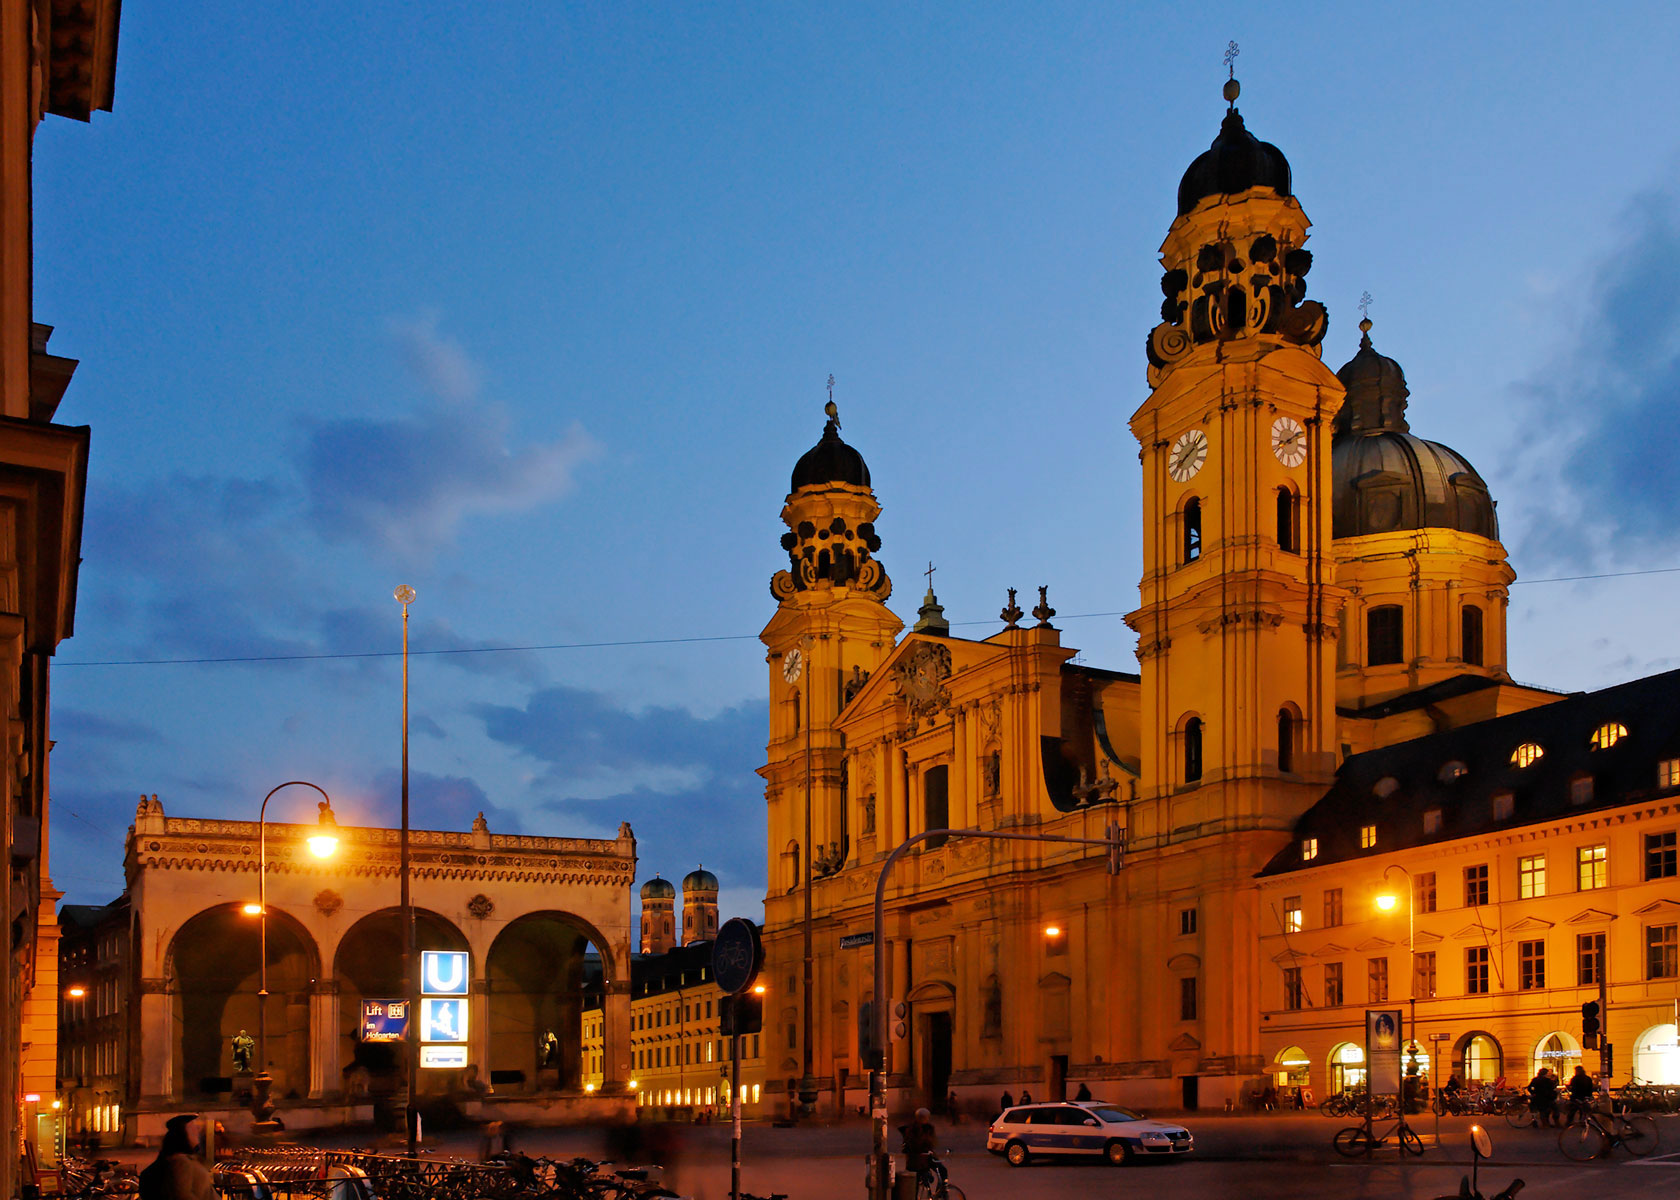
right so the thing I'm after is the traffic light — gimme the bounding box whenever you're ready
[721,992,763,1037]
[1581,1000,1601,1049]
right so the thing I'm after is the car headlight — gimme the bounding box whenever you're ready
[1141,1132,1169,1144]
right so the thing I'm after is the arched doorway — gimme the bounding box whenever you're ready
[1273,1046,1310,1089]
[166,904,320,1102]
[1456,1032,1502,1084]
[1533,1031,1580,1081]
[333,908,469,1096]
[1328,1042,1365,1093]
[485,912,607,1093]
[1633,1024,1680,1084]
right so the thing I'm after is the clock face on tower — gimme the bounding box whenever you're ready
[1168,428,1209,483]
[782,646,803,684]
[1271,416,1306,467]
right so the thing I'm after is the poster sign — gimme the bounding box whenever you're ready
[421,950,469,996]
[360,999,409,1042]
[1366,1009,1403,1094]
[420,997,467,1043]
[420,1045,467,1070]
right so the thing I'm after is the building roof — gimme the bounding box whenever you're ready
[640,875,677,900]
[1177,102,1293,216]
[791,405,870,491]
[1262,667,1680,876]
[59,898,126,932]
[682,867,719,892]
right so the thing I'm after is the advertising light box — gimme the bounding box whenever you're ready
[420,1045,468,1070]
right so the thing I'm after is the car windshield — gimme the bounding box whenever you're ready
[1092,1106,1144,1123]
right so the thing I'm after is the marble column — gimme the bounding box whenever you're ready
[469,976,491,1083]
[136,980,174,1102]
[308,981,339,1099]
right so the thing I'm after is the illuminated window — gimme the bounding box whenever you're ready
[1647,831,1678,880]
[1368,957,1388,1003]
[1577,845,1606,891]
[1301,837,1319,862]
[1589,722,1627,750]
[1182,498,1202,564]
[1465,946,1490,995]
[1518,940,1545,990]
[1465,864,1489,907]
[1511,742,1544,768]
[751,1084,761,1103]
[1283,897,1303,933]
[1324,962,1343,1006]
[1422,809,1442,835]
[1367,605,1403,666]
[1282,967,1304,1011]
[1518,854,1545,898]
[1414,951,1436,998]
[1323,888,1343,928]
[1662,759,1680,789]
[1360,824,1377,850]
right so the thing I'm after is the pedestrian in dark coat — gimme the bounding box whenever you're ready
[138,1115,215,1200]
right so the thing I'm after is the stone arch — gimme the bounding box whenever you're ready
[1531,1030,1581,1080]
[164,902,322,1102]
[332,907,469,1095]
[1453,1030,1502,1084]
[1633,1023,1680,1085]
[485,910,613,1093]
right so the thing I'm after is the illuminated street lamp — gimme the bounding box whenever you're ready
[1374,865,1421,1095]
[65,985,86,1000]
[251,781,338,1125]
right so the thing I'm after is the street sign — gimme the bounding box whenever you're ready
[360,999,409,1042]
[839,932,875,950]
[420,997,467,1043]
[421,950,469,996]
[420,1045,467,1070]
[714,917,763,995]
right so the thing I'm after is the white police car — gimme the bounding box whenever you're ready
[986,1100,1194,1166]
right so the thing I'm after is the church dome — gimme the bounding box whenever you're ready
[791,402,870,491]
[1177,104,1293,216]
[682,866,719,893]
[640,876,676,900]
[1331,324,1498,541]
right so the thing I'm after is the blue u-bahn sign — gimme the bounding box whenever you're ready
[421,950,469,996]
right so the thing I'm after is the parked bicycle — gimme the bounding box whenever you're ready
[1333,1117,1424,1157]
[1557,1106,1659,1161]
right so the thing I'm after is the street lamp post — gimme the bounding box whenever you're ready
[1375,865,1419,1118]
[250,781,338,1126]
[395,584,418,1155]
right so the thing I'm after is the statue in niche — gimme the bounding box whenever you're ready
[541,1030,560,1069]
[232,1029,256,1074]
[862,793,876,836]
[983,752,1001,799]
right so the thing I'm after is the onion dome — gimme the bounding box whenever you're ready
[682,866,719,893]
[640,875,676,900]
[1176,80,1293,216]
[791,401,870,491]
[1331,320,1498,540]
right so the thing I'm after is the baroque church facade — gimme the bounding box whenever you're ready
[756,77,1680,1114]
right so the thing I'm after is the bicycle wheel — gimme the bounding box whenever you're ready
[942,1185,967,1200]
[1504,1097,1534,1128]
[1399,1126,1425,1156]
[1333,1127,1373,1158]
[1559,1120,1606,1162]
[1619,1114,1659,1157]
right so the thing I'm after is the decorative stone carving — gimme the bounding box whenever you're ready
[471,812,489,834]
[1148,231,1328,375]
[979,698,1002,747]
[843,664,870,706]
[313,888,343,917]
[891,641,952,719]
[1000,588,1023,629]
[1031,586,1056,628]
[468,893,495,920]
[861,793,876,836]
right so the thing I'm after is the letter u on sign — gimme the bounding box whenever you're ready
[422,950,469,995]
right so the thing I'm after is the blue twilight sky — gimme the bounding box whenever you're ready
[33,3,1680,924]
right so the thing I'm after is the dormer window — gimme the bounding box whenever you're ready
[1301,837,1319,862]
[1492,792,1515,821]
[1372,776,1400,799]
[1423,809,1443,835]
[1438,761,1468,783]
[1571,774,1594,806]
[1511,742,1544,768]
[1589,722,1628,751]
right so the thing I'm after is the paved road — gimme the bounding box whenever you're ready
[306,1112,1680,1200]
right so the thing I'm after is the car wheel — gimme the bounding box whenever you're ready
[1005,1141,1029,1167]
[1104,1140,1130,1166]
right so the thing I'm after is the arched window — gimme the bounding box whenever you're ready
[1461,605,1484,667]
[1276,487,1298,553]
[1277,708,1296,774]
[1183,717,1204,784]
[1589,722,1628,751]
[923,765,950,848]
[1182,498,1202,564]
[1367,605,1404,666]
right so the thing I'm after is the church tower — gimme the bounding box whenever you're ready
[639,876,675,956]
[1126,71,1344,831]
[681,866,719,945]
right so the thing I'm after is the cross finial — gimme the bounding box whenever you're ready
[925,561,936,590]
[1358,290,1374,337]
[827,373,835,402]
[1224,40,1239,78]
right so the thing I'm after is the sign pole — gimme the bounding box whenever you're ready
[731,1028,742,1200]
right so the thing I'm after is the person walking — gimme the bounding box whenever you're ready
[1074,1082,1092,1102]
[1526,1067,1559,1128]
[138,1115,215,1200]
[899,1107,941,1196]
[999,1090,1014,1114]
[1566,1066,1596,1125]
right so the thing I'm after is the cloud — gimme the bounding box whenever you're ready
[472,687,769,888]
[1506,184,1680,568]
[53,709,164,744]
[300,317,601,559]
[353,768,525,835]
